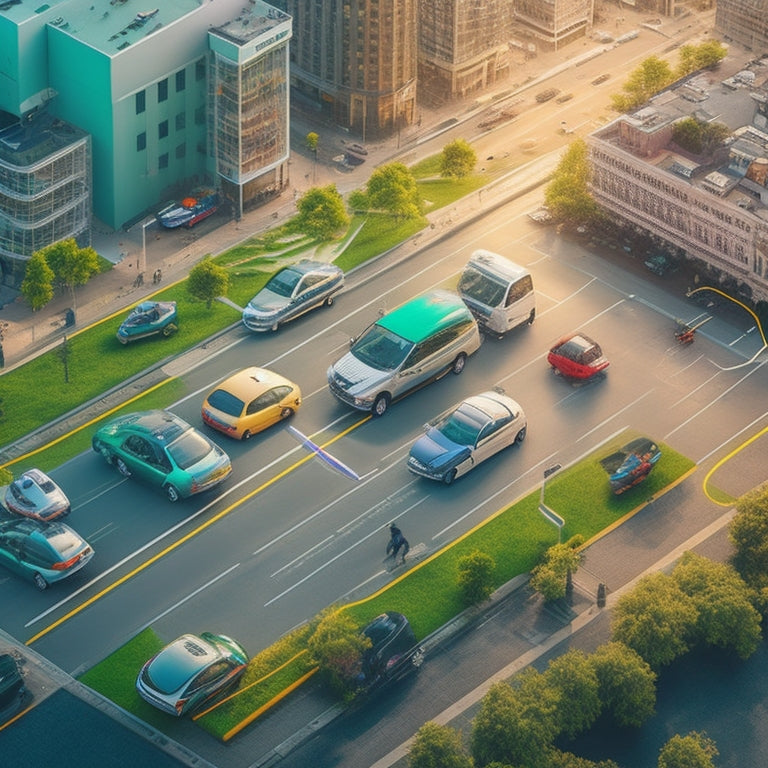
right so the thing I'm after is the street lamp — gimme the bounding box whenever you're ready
[140,217,154,277]
[539,463,564,543]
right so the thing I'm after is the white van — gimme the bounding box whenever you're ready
[457,250,535,336]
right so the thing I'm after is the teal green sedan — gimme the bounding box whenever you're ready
[92,410,232,502]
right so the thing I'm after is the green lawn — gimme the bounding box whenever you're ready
[79,432,695,742]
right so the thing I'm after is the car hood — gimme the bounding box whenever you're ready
[327,353,393,396]
[410,428,472,470]
[244,288,288,317]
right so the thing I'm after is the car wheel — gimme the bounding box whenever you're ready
[33,573,48,591]
[372,393,390,418]
[451,353,467,375]
[270,321,279,332]
[325,295,335,307]
[241,430,252,441]
[515,426,527,444]
[116,458,131,477]
[166,485,180,503]
[443,468,457,485]
[280,407,294,419]
[528,308,536,325]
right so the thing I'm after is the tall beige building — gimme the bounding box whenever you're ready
[274,0,417,138]
[514,0,594,50]
[418,0,514,105]
[716,0,768,52]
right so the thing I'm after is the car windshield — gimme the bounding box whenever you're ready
[206,388,245,417]
[434,403,487,446]
[458,266,506,307]
[167,431,213,469]
[351,325,413,371]
[264,268,302,298]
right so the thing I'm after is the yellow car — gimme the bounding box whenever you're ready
[202,367,301,440]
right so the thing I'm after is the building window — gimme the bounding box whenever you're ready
[159,153,169,169]
[194,105,205,125]
[158,78,168,102]
[196,58,206,81]
[159,120,169,139]
[137,132,146,151]
[176,143,186,159]
[135,91,146,114]
[176,70,186,92]
[175,112,186,131]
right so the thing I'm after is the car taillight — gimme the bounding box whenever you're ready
[175,699,188,715]
[50,546,90,570]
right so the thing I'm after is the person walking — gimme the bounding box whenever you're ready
[386,522,410,565]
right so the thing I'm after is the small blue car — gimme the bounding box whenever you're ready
[117,301,178,344]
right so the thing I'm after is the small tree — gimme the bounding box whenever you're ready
[366,162,423,218]
[611,571,698,669]
[658,731,718,768]
[589,641,656,727]
[611,55,675,112]
[305,132,319,153]
[41,238,100,313]
[677,40,728,77]
[729,485,768,611]
[440,139,477,180]
[409,721,472,768]
[544,650,601,739]
[296,185,349,239]
[307,609,371,696]
[457,549,496,606]
[544,139,599,229]
[671,551,762,659]
[187,256,229,308]
[21,251,55,311]
[530,539,583,602]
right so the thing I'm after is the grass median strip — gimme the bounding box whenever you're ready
[79,431,695,742]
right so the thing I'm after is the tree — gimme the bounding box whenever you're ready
[544,139,599,229]
[611,571,698,669]
[611,55,675,112]
[548,752,621,768]
[589,642,656,727]
[672,118,730,156]
[187,256,229,308]
[658,731,718,768]
[440,139,477,180]
[305,132,319,153]
[408,722,472,768]
[671,551,762,659]
[20,251,55,311]
[41,238,100,312]
[544,650,601,738]
[729,485,768,611]
[306,609,371,695]
[471,670,559,768]
[296,185,349,240]
[677,41,728,77]
[530,539,583,602]
[457,549,496,606]
[366,162,423,218]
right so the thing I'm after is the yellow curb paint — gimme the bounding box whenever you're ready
[703,425,768,506]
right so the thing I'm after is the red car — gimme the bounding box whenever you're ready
[548,332,609,380]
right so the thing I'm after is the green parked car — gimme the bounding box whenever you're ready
[92,410,232,502]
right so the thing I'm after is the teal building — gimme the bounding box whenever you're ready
[0,0,291,285]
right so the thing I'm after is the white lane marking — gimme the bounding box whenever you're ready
[576,390,656,443]
[264,497,429,606]
[696,408,768,465]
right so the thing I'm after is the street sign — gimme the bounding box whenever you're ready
[538,503,564,528]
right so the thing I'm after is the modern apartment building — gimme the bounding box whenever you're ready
[588,62,768,303]
[418,0,513,105]
[0,0,290,285]
[273,0,417,139]
[716,0,768,53]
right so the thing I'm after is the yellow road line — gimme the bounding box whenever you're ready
[703,425,768,506]
[26,415,369,646]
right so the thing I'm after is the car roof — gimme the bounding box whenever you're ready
[377,290,472,343]
[460,391,522,420]
[467,249,530,281]
[109,410,190,443]
[147,634,222,692]
[214,367,292,399]
[280,260,339,277]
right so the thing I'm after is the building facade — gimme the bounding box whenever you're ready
[418,0,513,105]
[588,64,768,303]
[274,0,417,139]
[716,0,768,53]
[0,0,290,284]
[513,0,594,50]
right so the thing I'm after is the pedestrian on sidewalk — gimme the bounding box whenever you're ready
[386,522,410,565]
